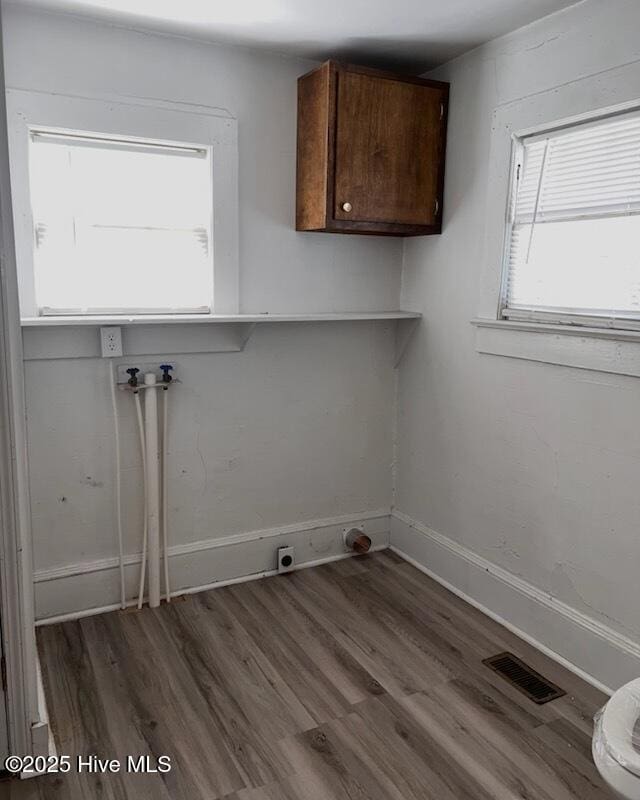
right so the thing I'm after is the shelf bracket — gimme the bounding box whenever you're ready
[394,317,420,368]
[236,322,258,352]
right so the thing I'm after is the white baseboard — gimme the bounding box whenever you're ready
[391,510,640,694]
[21,655,55,777]
[30,655,53,762]
[34,510,390,623]
[38,506,633,695]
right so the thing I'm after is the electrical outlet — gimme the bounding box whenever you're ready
[100,327,122,358]
[277,546,294,574]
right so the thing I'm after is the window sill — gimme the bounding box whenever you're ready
[472,318,640,378]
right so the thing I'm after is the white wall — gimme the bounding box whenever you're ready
[12,0,638,692]
[2,7,402,617]
[395,0,640,690]
[3,7,402,314]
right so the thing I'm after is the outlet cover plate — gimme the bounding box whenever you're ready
[100,326,123,358]
[277,545,295,574]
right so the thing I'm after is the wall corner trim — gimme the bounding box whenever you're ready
[391,509,640,694]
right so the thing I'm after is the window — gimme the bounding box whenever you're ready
[501,109,640,330]
[28,129,214,315]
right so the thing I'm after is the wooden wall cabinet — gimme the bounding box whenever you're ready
[296,61,449,236]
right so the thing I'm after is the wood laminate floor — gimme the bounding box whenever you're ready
[5,551,611,799]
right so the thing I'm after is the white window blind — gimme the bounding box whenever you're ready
[503,109,640,328]
[29,129,214,315]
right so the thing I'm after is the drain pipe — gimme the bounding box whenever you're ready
[133,389,148,610]
[161,364,173,603]
[109,362,126,609]
[120,367,176,608]
[144,372,161,608]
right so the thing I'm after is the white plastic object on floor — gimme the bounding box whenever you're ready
[593,677,640,799]
[144,372,161,608]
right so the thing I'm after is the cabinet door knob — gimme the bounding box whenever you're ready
[342,202,352,212]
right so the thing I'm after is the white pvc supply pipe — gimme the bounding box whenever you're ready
[134,392,148,609]
[144,372,161,608]
[108,362,126,609]
[162,388,171,603]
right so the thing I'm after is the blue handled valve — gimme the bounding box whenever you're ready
[160,364,174,384]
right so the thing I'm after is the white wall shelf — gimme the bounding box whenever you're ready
[21,312,421,366]
[21,311,420,327]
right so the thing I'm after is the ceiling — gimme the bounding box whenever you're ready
[9,0,579,72]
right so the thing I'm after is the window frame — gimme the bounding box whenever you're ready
[498,108,640,333]
[473,60,640,378]
[6,89,239,320]
[28,126,216,317]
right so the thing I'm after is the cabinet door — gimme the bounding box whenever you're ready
[334,71,445,226]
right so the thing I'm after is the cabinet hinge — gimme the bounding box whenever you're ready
[1,656,6,693]
[516,163,521,182]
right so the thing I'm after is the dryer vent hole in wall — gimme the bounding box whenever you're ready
[482,652,566,705]
[344,527,371,554]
